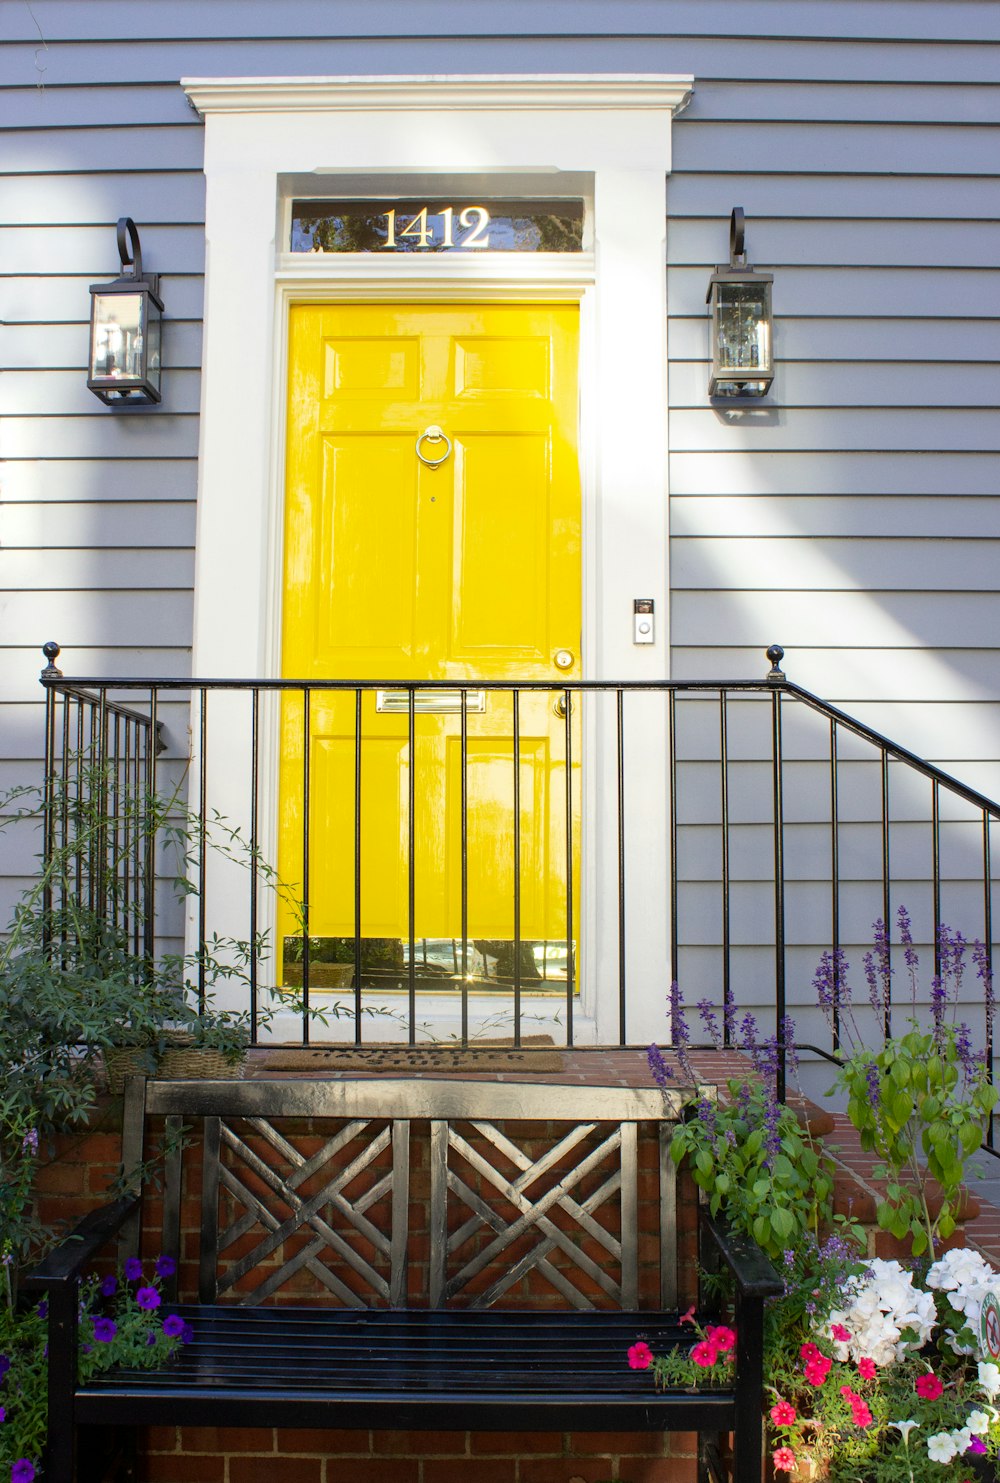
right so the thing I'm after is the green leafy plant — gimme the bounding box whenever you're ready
[815,908,998,1257]
[0,1256,187,1481]
[650,986,835,1262]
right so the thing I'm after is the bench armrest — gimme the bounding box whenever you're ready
[700,1210,784,1299]
[22,1195,140,1290]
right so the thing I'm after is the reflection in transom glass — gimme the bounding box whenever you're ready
[290,199,585,254]
[283,938,574,994]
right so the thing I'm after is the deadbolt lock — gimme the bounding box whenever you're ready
[553,649,575,671]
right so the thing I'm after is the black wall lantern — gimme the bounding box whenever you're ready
[88,218,163,405]
[707,208,774,398]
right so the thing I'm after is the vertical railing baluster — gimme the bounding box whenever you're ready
[301,686,311,1044]
[881,750,891,1038]
[61,693,72,935]
[249,688,259,1045]
[408,687,416,1045]
[75,695,85,911]
[564,684,574,1047]
[198,688,208,1015]
[42,676,58,947]
[354,687,363,1044]
[617,689,626,1046]
[720,692,731,1046]
[830,720,841,1053]
[669,690,678,1001]
[461,688,469,1046]
[932,779,942,981]
[144,688,157,967]
[512,687,521,1048]
[771,688,786,1103]
[984,809,995,1149]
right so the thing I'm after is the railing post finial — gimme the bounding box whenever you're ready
[765,644,785,683]
[41,641,63,679]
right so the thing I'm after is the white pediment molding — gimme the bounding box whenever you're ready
[182,73,694,116]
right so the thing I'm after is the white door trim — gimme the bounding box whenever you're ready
[184,73,692,1045]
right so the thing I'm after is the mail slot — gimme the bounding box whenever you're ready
[375,689,488,715]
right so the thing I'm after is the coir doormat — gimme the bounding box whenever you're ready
[251,1037,564,1073]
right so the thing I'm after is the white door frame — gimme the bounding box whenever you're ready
[183,74,692,1045]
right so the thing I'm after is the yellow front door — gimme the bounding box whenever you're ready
[279,302,581,992]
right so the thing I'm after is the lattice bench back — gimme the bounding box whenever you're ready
[122,1078,687,1313]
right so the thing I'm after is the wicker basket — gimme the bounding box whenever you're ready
[104,1037,246,1093]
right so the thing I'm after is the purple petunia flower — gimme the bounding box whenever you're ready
[181,1322,194,1345]
[35,1302,46,1320]
[0,1356,9,1379]
[155,1255,177,1279]
[100,1275,117,1298]
[93,1318,117,1343]
[162,1314,184,1338]
[145,1331,157,1347]
[135,1286,161,1311]
[12,1461,35,1483]
[968,1437,988,1455]
[124,1258,143,1282]
[0,1406,5,1422]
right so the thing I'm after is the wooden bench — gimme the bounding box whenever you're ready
[29,1076,781,1483]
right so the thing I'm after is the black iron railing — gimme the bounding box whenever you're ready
[39,642,1000,1112]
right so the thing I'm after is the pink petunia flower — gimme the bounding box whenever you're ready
[707,1326,736,1353]
[915,1373,944,1400]
[772,1448,796,1472]
[628,1342,653,1371]
[831,1323,851,1343]
[800,1342,820,1362]
[857,1358,876,1380]
[691,1340,720,1368]
[804,1355,832,1387]
[770,1401,796,1426]
[851,1402,873,1429]
[679,1305,697,1326]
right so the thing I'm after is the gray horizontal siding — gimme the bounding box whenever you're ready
[669,451,998,495]
[668,362,1000,407]
[1,1,998,1043]
[3,1,997,43]
[667,318,1000,360]
[1,36,998,88]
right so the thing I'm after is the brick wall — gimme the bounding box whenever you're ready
[143,1425,699,1483]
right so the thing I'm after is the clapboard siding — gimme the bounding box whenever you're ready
[0,0,997,1045]
[668,318,1000,360]
[2,1,996,43]
[668,362,1000,407]
[1,37,998,88]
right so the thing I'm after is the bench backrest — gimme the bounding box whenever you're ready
[122,1077,687,1313]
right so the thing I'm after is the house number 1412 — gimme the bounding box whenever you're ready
[383,205,491,249]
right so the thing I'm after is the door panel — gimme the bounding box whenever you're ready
[280,303,580,992]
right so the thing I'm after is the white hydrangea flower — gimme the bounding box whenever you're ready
[978,1361,1000,1399]
[926,1432,957,1464]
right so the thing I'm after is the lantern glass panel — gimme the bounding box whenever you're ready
[715,279,772,381]
[90,292,146,384]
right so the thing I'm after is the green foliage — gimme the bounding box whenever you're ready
[837,1023,997,1258]
[670,1081,835,1262]
[0,1263,185,1475]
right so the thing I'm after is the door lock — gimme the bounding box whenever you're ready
[553,649,575,670]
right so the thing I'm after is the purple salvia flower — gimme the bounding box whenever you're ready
[897,904,920,1012]
[864,1058,881,1110]
[647,1042,673,1088]
[955,1021,975,1086]
[668,980,696,1084]
[930,972,948,1036]
[760,1086,782,1171]
[696,999,723,1050]
[697,1096,719,1152]
[721,994,738,1047]
[20,1128,38,1157]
